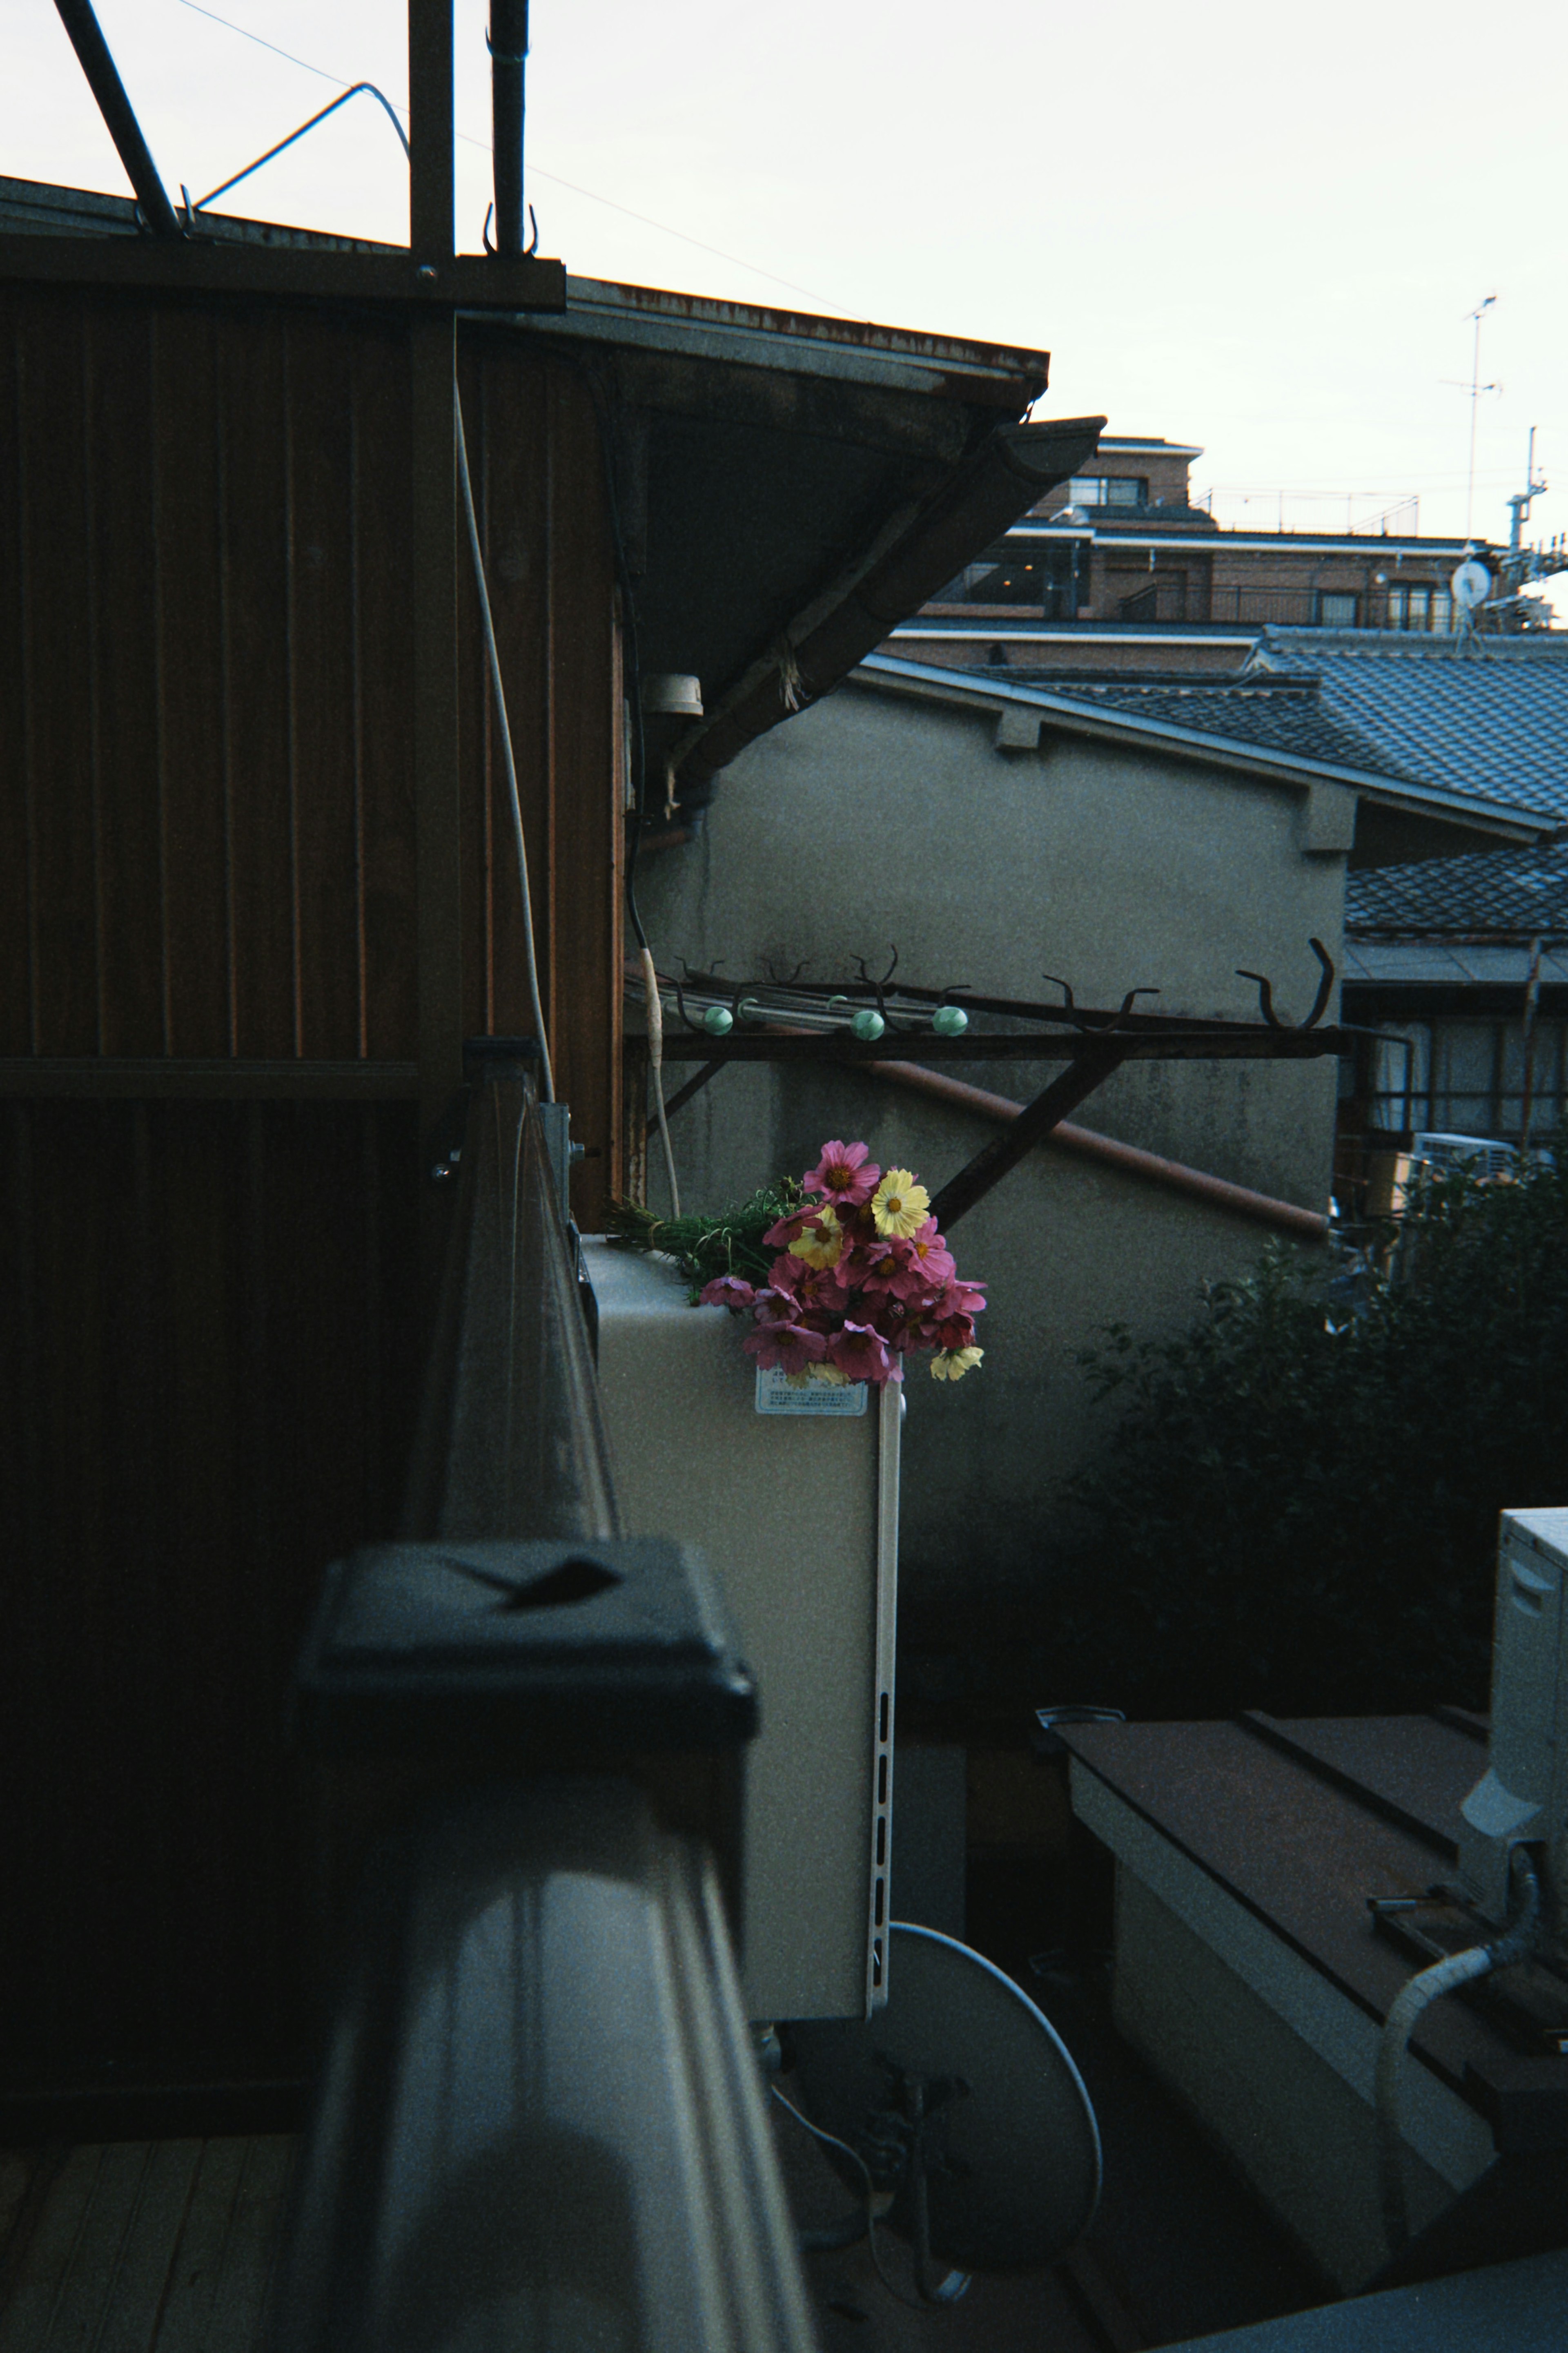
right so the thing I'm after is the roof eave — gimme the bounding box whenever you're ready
[853,652,1554,846]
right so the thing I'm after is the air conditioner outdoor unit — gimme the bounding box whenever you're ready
[580,1238,898,2024]
[1410,1132,1521,1181]
[1458,1507,1568,1928]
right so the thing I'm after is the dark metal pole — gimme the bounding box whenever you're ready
[489,0,530,255]
[408,0,454,259]
[51,0,181,238]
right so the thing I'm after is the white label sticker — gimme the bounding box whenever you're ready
[755,1366,869,1416]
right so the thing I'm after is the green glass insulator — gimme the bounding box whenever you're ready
[932,1004,969,1037]
[702,1003,734,1037]
[850,1008,886,1043]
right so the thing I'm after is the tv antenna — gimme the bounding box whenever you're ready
[1461,295,1498,538]
[1507,426,1549,552]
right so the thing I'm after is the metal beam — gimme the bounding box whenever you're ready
[408,0,455,261]
[51,0,180,239]
[0,235,566,309]
[651,1028,1354,1065]
[928,1045,1132,1231]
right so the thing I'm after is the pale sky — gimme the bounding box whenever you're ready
[8,0,1567,580]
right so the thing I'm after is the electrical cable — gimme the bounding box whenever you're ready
[453,377,554,1104]
[1375,1847,1541,2255]
[171,0,836,303]
[769,2085,956,2315]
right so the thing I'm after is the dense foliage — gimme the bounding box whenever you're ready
[606,1181,804,1291]
[1053,1158,1568,1719]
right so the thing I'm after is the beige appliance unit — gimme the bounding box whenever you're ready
[581,1239,899,2023]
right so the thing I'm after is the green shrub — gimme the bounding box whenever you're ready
[1054,1156,1568,1719]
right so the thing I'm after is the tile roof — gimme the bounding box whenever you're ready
[1011,673,1424,784]
[1256,629,1568,822]
[1345,840,1568,939]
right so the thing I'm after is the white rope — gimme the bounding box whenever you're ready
[454,380,555,1103]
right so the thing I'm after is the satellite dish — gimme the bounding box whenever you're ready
[1452,558,1492,611]
[785,1924,1101,2279]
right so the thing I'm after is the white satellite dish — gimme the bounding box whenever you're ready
[785,1923,1101,2285]
[1452,558,1492,611]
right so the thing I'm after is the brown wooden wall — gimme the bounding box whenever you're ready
[0,280,622,2094]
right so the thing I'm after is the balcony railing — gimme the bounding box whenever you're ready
[266,1074,815,2353]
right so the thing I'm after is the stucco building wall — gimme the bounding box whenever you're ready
[634,679,1346,1604]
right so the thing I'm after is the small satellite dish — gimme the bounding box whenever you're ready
[785,1924,1101,2277]
[1452,558,1492,611]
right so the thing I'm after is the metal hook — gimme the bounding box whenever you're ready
[1236,939,1335,1032]
[482,201,495,256]
[670,978,706,1034]
[525,203,539,258]
[1116,987,1161,1019]
[1041,973,1077,1013]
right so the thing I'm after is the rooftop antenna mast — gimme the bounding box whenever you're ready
[1463,294,1497,539]
[1506,426,1548,553]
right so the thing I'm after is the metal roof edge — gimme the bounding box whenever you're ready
[506,275,1054,402]
[854,653,1552,840]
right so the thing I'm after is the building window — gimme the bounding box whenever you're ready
[1067,475,1149,509]
[1385,583,1454,633]
[1365,1017,1566,1139]
[1314,590,1360,627]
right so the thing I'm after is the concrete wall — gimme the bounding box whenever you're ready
[633,678,1347,1609]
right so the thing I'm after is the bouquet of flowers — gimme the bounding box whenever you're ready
[695,1140,985,1387]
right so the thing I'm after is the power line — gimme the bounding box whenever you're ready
[170,0,834,304]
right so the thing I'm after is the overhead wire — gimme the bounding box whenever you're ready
[170,0,837,305]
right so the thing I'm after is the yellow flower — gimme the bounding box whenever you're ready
[789,1204,843,1269]
[811,1361,850,1386]
[931,1346,983,1381]
[871,1169,930,1239]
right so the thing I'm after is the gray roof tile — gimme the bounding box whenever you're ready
[1346,840,1568,937]
[1257,629,1568,820]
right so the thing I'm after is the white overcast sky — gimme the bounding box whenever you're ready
[8,0,1567,568]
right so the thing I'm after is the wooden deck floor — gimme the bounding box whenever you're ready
[0,2139,294,2353]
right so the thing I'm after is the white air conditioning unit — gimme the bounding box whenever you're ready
[1458,1507,1568,1926]
[1411,1132,1518,1181]
[580,1239,898,2023]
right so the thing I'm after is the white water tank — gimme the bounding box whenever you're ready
[581,1239,899,2022]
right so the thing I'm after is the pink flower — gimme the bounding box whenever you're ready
[698,1274,757,1310]
[744,1319,829,1375]
[859,1240,912,1294]
[762,1208,816,1249]
[827,1319,895,1385]
[803,1139,881,1208]
[903,1220,955,1291]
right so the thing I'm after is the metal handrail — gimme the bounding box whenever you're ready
[401,1079,620,1543]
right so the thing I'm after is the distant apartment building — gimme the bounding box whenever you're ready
[894,434,1492,679]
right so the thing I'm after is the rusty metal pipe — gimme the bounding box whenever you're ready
[871,1058,1329,1242]
[52,0,180,238]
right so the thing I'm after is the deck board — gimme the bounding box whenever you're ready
[0,2141,294,2353]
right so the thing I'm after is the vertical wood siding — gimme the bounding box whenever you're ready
[0,288,620,1208]
[0,282,622,2090]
